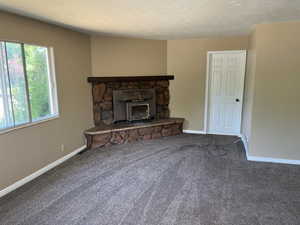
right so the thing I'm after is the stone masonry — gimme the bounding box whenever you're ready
[92,80,170,125]
[85,118,184,149]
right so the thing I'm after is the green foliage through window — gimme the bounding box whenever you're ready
[25,45,51,121]
[0,41,58,131]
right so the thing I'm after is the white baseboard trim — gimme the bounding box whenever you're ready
[247,156,300,165]
[183,130,206,134]
[0,145,86,198]
[240,134,300,165]
[209,131,241,136]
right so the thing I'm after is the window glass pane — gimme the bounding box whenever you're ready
[5,42,30,126]
[24,45,52,121]
[0,42,13,129]
[0,41,58,131]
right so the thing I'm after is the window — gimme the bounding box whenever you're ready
[0,41,58,132]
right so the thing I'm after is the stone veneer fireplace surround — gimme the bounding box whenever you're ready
[85,75,184,149]
[89,76,173,126]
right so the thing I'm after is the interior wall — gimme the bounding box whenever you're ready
[249,22,300,160]
[167,37,249,131]
[91,36,167,76]
[0,11,93,190]
[241,31,256,148]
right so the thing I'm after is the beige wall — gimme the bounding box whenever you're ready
[91,36,167,76]
[167,37,249,131]
[249,22,300,160]
[0,11,93,190]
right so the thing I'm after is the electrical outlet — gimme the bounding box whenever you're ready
[61,144,65,152]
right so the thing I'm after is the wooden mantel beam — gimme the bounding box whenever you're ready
[87,75,174,83]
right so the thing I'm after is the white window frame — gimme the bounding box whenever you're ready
[0,41,59,135]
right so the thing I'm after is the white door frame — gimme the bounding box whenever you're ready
[203,50,247,136]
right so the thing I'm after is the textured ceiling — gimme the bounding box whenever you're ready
[0,0,300,39]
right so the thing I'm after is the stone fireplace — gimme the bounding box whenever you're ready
[85,76,184,149]
[89,76,171,126]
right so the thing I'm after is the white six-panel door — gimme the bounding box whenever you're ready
[206,50,246,135]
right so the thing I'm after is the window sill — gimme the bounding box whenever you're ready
[0,115,60,135]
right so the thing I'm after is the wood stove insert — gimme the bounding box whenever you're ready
[113,88,156,123]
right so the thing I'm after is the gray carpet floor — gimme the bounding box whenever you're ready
[0,134,300,225]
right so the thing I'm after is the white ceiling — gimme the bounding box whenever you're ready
[0,0,300,40]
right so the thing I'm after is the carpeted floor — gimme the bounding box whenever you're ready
[0,134,300,225]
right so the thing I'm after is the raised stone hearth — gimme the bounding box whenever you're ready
[86,75,184,149]
[85,118,184,149]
